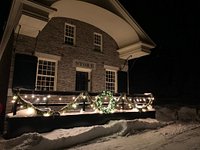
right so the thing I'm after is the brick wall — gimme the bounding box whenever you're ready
[9,17,125,93]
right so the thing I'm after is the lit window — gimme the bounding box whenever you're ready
[94,32,102,52]
[64,23,76,45]
[105,70,117,93]
[36,59,57,91]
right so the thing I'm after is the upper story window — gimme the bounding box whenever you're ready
[93,32,102,52]
[64,23,76,45]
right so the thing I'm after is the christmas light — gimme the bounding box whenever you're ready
[72,103,77,109]
[43,112,50,117]
[13,95,18,100]
[27,107,35,115]
[11,91,155,116]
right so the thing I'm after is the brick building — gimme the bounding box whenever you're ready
[0,0,155,133]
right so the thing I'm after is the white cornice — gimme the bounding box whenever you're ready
[117,42,153,60]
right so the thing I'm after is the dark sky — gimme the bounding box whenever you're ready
[119,0,200,103]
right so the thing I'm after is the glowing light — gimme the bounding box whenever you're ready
[59,97,62,101]
[111,110,115,113]
[24,95,27,98]
[47,95,51,98]
[142,108,147,112]
[72,103,77,109]
[43,112,50,117]
[11,100,16,103]
[43,97,47,101]
[132,108,139,112]
[27,107,35,115]
[122,97,125,100]
[13,96,18,100]
[128,104,132,108]
[31,95,35,98]
[20,105,24,109]
[72,96,76,100]
[36,98,40,101]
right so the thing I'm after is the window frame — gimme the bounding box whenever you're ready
[64,23,76,45]
[35,52,60,91]
[104,65,119,93]
[93,32,103,52]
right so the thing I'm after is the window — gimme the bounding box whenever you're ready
[64,23,76,45]
[93,32,102,52]
[35,59,57,91]
[105,70,117,93]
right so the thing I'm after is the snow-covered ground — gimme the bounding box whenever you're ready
[0,106,200,150]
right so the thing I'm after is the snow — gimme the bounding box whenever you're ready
[1,106,200,150]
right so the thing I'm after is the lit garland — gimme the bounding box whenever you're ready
[115,93,134,110]
[11,91,155,116]
[59,92,93,114]
[94,91,116,114]
[12,94,53,116]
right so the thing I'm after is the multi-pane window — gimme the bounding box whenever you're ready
[36,59,56,91]
[94,32,102,52]
[105,70,116,93]
[64,23,76,45]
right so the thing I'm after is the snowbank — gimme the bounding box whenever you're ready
[0,119,166,150]
[156,106,200,122]
[1,106,200,150]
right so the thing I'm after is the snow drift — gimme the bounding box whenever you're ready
[0,119,166,150]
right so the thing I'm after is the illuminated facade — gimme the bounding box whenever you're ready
[3,0,155,113]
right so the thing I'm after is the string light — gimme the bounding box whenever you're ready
[11,92,155,116]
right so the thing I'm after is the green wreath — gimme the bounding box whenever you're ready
[94,91,116,114]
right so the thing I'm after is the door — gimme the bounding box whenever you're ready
[76,71,89,91]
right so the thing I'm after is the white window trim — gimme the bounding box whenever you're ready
[64,23,76,45]
[94,32,103,52]
[104,65,119,93]
[35,52,61,61]
[76,67,92,92]
[35,52,60,91]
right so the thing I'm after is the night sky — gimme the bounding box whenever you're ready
[119,0,200,104]
[1,0,200,104]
